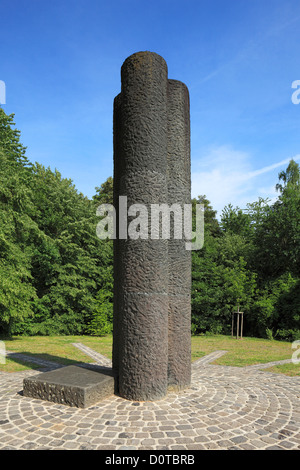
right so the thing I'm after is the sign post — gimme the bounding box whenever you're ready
[232,305,244,340]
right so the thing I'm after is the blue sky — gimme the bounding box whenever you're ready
[1,0,300,216]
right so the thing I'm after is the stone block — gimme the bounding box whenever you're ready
[23,365,115,408]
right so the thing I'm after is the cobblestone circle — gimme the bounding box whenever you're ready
[0,349,299,450]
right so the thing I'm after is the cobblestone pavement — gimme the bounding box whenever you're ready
[0,349,299,450]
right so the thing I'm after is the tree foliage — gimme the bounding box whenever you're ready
[0,108,299,340]
[0,109,113,335]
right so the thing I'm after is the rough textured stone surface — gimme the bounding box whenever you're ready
[23,365,115,408]
[167,79,191,391]
[113,52,169,401]
[113,51,191,401]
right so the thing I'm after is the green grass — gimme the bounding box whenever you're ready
[191,335,300,376]
[0,335,113,373]
[0,334,299,376]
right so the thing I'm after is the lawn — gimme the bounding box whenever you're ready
[0,334,299,376]
[191,334,300,376]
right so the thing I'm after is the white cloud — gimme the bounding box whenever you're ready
[191,146,300,217]
[248,155,300,178]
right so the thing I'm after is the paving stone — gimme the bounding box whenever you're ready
[231,435,248,444]
[0,350,299,450]
[279,440,297,449]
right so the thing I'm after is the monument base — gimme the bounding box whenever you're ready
[23,364,115,408]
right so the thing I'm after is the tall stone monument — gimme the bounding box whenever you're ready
[113,51,191,401]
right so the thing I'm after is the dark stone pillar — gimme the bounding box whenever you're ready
[113,52,169,401]
[167,80,191,390]
[113,51,191,401]
[112,92,122,387]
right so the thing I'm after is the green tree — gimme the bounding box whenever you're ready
[191,195,256,335]
[0,143,37,334]
[275,159,300,193]
[192,195,221,237]
[93,176,113,205]
[24,165,114,335]
[249,160,300,338]
[255,160,300,278]
[220,203,252,238]
[0,109,29,167]
[250,273,299,340]
[0,108,114,336]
